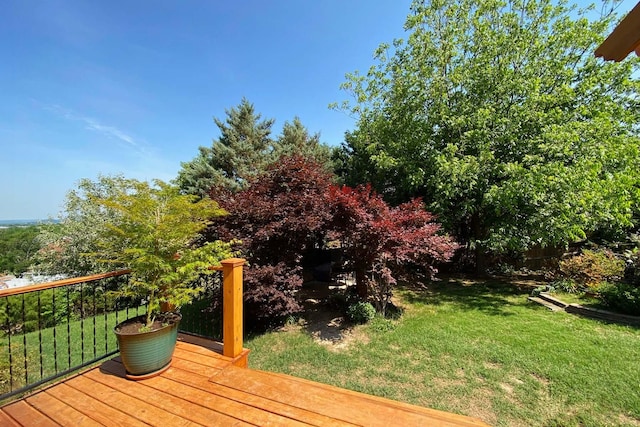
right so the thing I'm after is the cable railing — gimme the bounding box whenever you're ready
[0,258,246,402]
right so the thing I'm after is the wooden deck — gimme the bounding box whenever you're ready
[0,334,489,426]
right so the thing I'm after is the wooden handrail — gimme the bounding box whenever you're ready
[221,258,245,359]
[0,269,131,298]
[0,260,231,298]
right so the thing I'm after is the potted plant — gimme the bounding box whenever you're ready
[91,178,234,379]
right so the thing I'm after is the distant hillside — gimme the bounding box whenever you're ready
[0,219,59,228]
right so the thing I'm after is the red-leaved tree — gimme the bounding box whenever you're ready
[209,155,334,327]
[329,184,458,315]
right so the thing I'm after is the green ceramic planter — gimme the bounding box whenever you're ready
[114,313,181,378]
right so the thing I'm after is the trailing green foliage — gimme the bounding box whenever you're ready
[88,178,235,328]
[334,0,640,262]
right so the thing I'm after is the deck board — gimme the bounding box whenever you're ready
[1,400,58,427]
[0,334,490,427]
[0,410,20,427]
[157,362,352,427]
[25,392,103,427]
[85,364,252,427]
[46,382,153,427]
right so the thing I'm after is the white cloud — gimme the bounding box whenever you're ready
[82,117,137,147]
[43,103,146,153]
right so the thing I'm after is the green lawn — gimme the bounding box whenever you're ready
[246,277,640,427]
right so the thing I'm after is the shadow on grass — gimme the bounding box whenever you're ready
[400,275,537,316]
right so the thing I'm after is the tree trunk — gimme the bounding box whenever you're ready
[475,246,489,276]
[355,266,368,299]
[471,212,489,276]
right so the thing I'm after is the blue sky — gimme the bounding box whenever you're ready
[0,0,636,220]
[0,0,412,220]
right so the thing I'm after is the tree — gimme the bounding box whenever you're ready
[329,185,458,314]
[273,117,333,169]
[0,225,41,275]
[176,98,275,196]
[208,155,334,326]
[36,175,136,275]
[335,0,640,267]
[331,131,399,198]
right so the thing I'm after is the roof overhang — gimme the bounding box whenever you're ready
[595,1,640,62]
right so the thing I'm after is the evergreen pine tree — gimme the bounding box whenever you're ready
[176,98,274,195]
[273,117,332,169]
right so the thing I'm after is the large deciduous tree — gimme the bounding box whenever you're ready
[335,0,640,267]
[176,98,275,196]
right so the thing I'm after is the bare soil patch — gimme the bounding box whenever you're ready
[295,281,368,351]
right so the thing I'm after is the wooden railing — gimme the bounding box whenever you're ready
[0,270,131,299]
[0,258,246,401]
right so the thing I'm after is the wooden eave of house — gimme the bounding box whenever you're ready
[595,1,640,61]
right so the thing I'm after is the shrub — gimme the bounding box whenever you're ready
[622,248,640,287]
[531,285,547,297]
[242,263,303,328]
[346,301,376,324]
[329,185,458,316]
[327,292,348,311]
[558,249,624,287]
[368,316,396,332]
[552,278,582,294]
[596,282,640,316]
[327,287,359,312]
[209,155,334,328]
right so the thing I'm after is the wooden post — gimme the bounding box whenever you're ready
[222,258,245,359]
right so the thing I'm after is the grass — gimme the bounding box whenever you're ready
[548,290,602,307]
[246,277,640,427]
